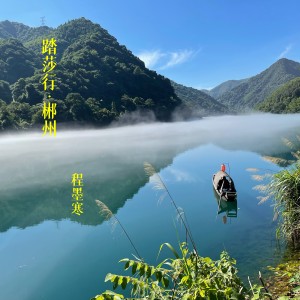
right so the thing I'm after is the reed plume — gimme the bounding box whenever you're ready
[144,162,198,255]
[253,184,268,192]
[95,199,142,259]
[257,195,271,205]
[96,199,113,219]
[251,174,265,181]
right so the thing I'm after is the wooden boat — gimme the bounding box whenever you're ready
[212,169,237,201]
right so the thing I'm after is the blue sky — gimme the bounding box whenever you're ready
[1,0,299,89]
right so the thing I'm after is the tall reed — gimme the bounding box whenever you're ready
[95,199,142,259]
[248,136,300,246]
[144,162,198,255]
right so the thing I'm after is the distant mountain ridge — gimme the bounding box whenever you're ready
[207,79,248,99]
[215,58,300,111]
[171,81,229,116]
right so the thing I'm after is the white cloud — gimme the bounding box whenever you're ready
[278,44,292,59]
[168,168,196,183]
[160,50,195,70]
[137,50,165,69]
[137,49,198,70]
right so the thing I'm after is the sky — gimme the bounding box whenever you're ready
[1,0,299,89]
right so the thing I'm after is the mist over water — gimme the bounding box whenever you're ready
[0,113,299,192]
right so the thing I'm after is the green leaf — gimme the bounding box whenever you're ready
[162,276,169,288]
[293,286,300,292]
[117,276,123,285]
[136,262,142,271]
[146,265,152,278]
[203,257,212,264]
[155,271,162,282]
[121,277,128,290]
[132,262,137,275]
[199,289,205,297]
[95,290,124,300]
[105,273,117,283]
[113,276,119,290]
[139,264,145,276]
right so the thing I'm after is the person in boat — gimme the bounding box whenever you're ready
[229,180,236,192]
[218,176,230,192]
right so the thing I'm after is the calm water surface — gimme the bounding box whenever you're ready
[1,114,300,300]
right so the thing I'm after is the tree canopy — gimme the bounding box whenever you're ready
[257,77,300,113]
[0,18,181,130]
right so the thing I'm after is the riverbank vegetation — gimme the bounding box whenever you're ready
[247,136,300,298]
[92,242,269,300]
[267,251,300,299]
[250,136,300,247]
[92,163,271,300]
[270,161,300,247]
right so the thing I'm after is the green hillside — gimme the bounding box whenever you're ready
[0,20,52,42]
[0,39,39,84]
[217,58,300,111]
[0,18,181,130]
[171,81,229,116]
[257,77,300,113]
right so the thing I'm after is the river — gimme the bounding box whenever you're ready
[0,113,300,299]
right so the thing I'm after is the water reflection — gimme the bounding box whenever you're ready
[0,114,299,232]
[213,189,238,223]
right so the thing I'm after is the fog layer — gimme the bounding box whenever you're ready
[0,113,299,192]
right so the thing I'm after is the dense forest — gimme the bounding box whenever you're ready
[257,77,300,113]
[171,81,229,116]
[0,18,183,130]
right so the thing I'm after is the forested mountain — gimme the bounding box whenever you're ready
[171,81,229,116]
[0,18,181,130]
[1,19,298,131]
[207,79,248,99]
[257,77,300,113]
[0,39,39,83]
[216,58,300,111]
[0,20,52,42]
